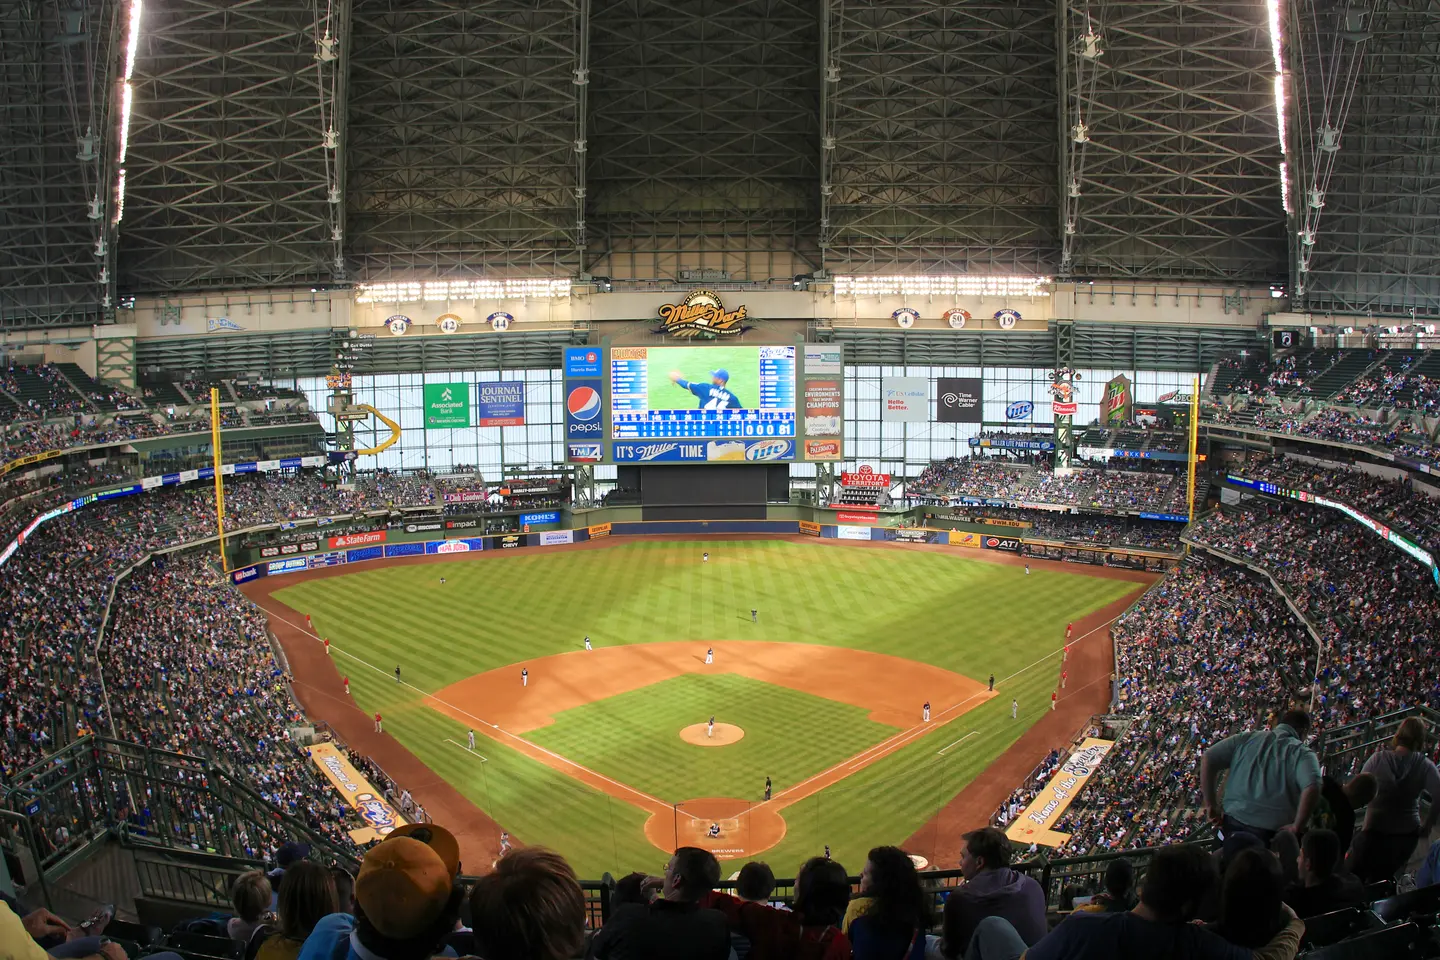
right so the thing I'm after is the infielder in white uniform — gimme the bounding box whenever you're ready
[584,636,592,651]
[922,701,931,722]
[705,647,714,665]
[522,667,529,687]
[467,729,476,750]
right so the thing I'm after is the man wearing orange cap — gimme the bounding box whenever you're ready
[295,823,464,960]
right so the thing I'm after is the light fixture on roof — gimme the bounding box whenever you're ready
[1319,126,1340,152]
[1071,123,1089,143]
[1307,188,1323,209]
[1269,284,1286,299]
[1080,31,1103,59]
[315,33,336,62]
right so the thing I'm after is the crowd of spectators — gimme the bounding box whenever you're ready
[1187,504,1440,731]
[908,456,1191,514]
[1,363,90,420]
[924,507,1183,550]
[0,468,450,866]
[1336,364,1440,416]
[1230,454,1440,555]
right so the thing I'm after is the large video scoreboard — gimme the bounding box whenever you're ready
[609,345,797,462]
[563,342,840,465]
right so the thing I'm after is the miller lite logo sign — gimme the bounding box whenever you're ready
[657,289,748,338]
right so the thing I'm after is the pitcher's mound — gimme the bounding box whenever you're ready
[680,723,744,746]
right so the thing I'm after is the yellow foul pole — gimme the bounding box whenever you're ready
[210,387,229,572]
[1185,375,1201,527]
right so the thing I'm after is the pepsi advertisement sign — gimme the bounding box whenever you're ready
[1006,400,1033,421]
[566,380,603,438]
[564,347,602,378]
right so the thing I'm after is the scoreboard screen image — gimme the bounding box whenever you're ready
[609,345,797,462]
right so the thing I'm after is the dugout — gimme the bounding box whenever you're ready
[617,463,790,521]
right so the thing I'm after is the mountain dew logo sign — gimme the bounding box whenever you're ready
[424,382,470,428]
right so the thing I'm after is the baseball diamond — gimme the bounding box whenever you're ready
[250,537,1147,876]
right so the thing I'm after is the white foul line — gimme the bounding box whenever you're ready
[443,738,488,762]
[937,731,978,755]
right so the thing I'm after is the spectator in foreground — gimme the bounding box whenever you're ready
[1200,710,1322,857]
[589,846,730,960]
[843,846,932,960]
[1311,772,1375,859]
[257,862,339,960]
[1350,717,1440,883]
[1208,848,1288,949]
[1280,829,1364,918]
[736,861,778,905]
[0,900,142,960]
[1074,858,1136,914]
[228,870,275,944]
[700,856,852,960]
[296,833,465,960]
[931,828,1046,956]
[965,844,1304,960]
[469,847,585,960]
[328,868,355,915]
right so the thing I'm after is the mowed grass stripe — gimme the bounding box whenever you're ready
[274,540,1138,869]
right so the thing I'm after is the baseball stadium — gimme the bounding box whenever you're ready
[2,2,1440,959]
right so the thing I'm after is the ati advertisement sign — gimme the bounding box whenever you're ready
[565,380,603,439]
[840,465,890,488]
[937,377,983,424]
[804,380,842,437]
[983,536,1021,552]
[611,439,794,463]
[259,540,320,558]
[477,381,526,427]
[880,376,928,422]
[329,530,386,549]
[656,289,748,337]
[423,382,471,429]
[804,439,842,461]
[564,347,602,378]
[567,442,602,463]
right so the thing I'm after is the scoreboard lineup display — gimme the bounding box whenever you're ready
[610,345,797,441]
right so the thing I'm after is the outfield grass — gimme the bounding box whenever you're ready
[273,539,1137,876]
[526,674,899,803]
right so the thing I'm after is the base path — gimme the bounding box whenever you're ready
[432,641,991,733]
[902,584,1151,868]
[681,723,745,746]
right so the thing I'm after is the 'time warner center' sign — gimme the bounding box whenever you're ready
[1004,738,1115,847]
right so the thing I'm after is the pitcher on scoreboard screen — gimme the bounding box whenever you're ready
[668,368,744,411]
